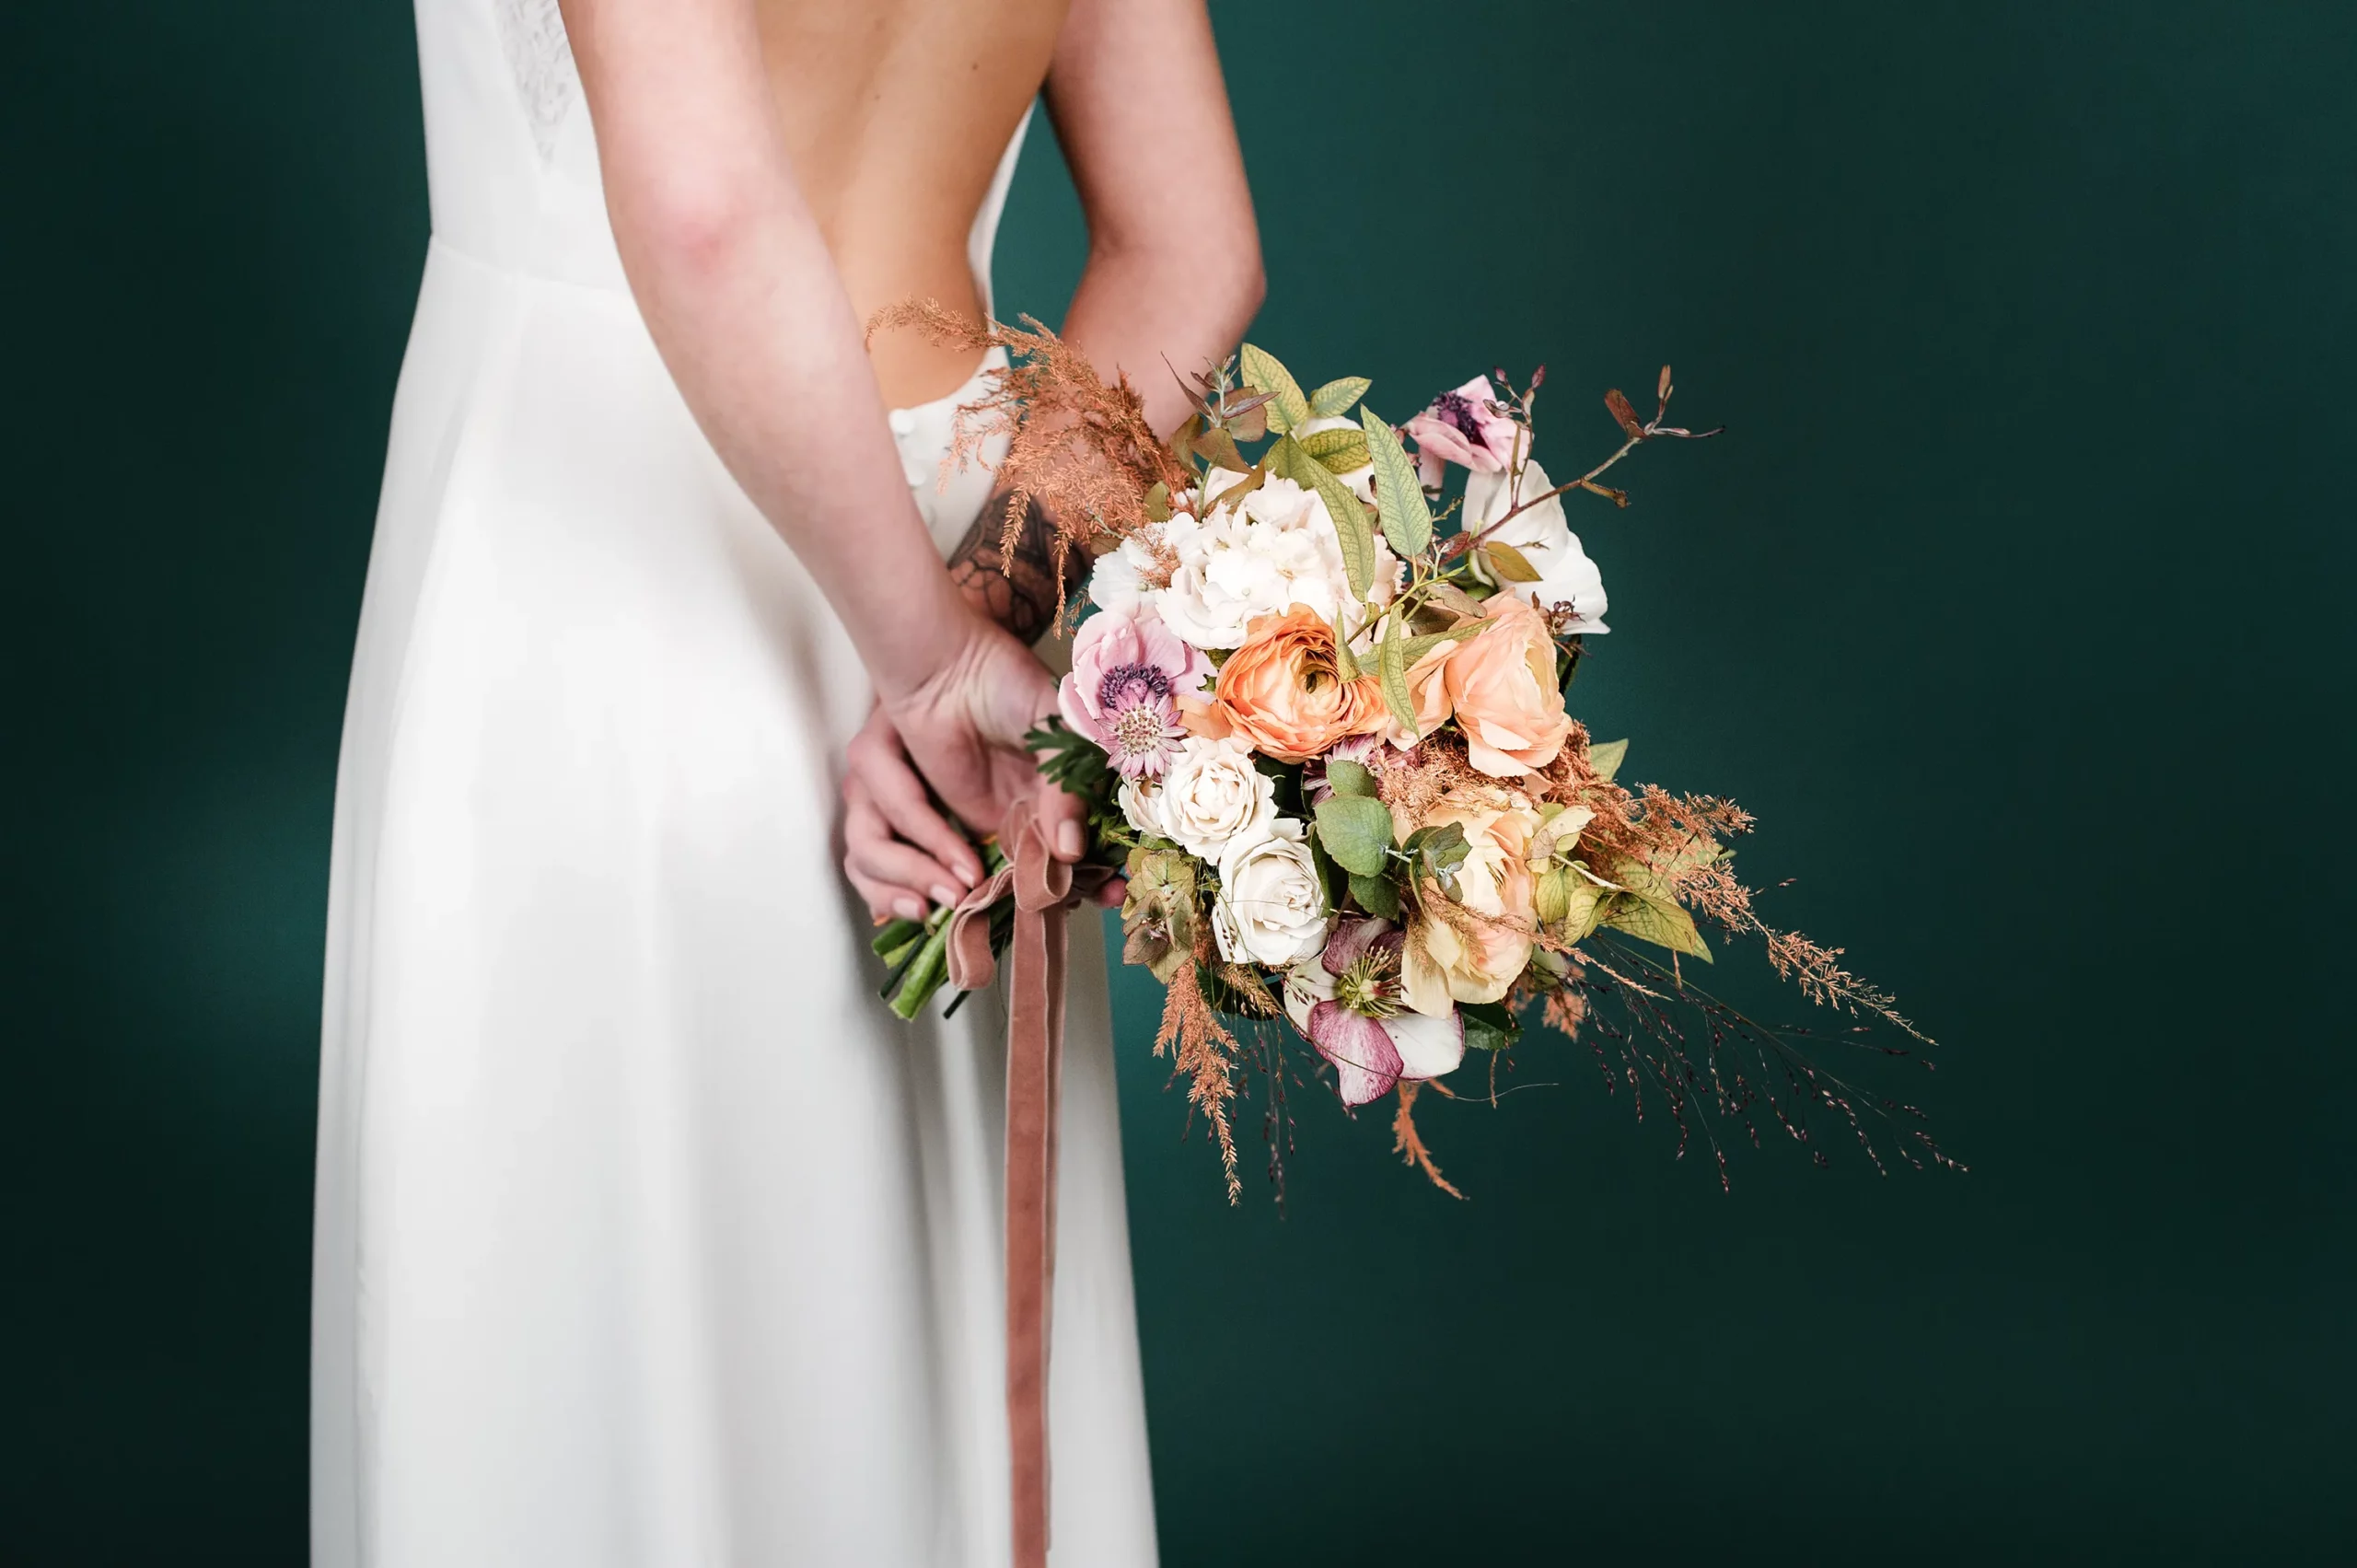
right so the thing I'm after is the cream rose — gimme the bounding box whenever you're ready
[1213,819,1329,967]
[1145,736,1277,857]
[1401,785,1544,1015]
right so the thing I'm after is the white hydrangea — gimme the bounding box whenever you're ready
[1148,470,1400,650]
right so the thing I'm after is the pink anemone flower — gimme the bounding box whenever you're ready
[1056,603,1213,778]
[1402,375,1521,489]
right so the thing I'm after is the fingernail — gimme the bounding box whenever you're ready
[893,896,925,921]
[930,884,961,909]
[1057,822,1083,860]
[958,862,981,888]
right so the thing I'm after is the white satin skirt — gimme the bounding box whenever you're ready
[312,236,1158,1566]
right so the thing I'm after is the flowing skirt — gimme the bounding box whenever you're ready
[312,236,1157,1566]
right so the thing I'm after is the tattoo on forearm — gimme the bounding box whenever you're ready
[946,489,1083,645]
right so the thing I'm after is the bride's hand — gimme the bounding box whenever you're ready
[875,617,1086,863]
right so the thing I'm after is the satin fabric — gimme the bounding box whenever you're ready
[312,6,1158,1562]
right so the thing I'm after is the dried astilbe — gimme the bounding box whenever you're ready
[1390,1081,1463,1200]
[867,301,1192,628]
[1155,952,1243,1204]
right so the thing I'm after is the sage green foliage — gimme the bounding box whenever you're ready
[1311,792,1393,877]
[1308,376,1371,417]
[1271,431,1377,597]
[1238,342,1309,433]
[1357,409,1432,556]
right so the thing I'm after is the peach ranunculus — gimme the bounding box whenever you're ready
[1204,608,1387,763]
[1400,784,1544,1015]
[1442,594,1574,777]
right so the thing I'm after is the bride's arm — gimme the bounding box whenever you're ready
[946,0,1265,643]
[563,0,1084,859]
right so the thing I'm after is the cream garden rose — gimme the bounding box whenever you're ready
[1402,784,1545,1015]
[1140,736,1277,858]
[1213,819,1329,967]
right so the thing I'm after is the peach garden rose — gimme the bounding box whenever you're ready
[1444,594,1574,777]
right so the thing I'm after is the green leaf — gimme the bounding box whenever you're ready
[1534,866,1571,926]
[1325,758,1377,798]
[1277,434,1376,597]
[1481,540,1543,582]
[1239,343,1310,434]
[1190,424,1248,474]
[1376,617,1418,734]
[1359,409,1434,557]
[1348,870,1401,920]
[1299,427,1371,472]
[1458,1001,1520,1051]
[1601,893,1713,961]
[1144,481,1172,524]
[1587,738,1628,784]
[1395,620,1487,671]
[1309,376,1372,419]
[1313,793,1395,877]
[1329,609,1361,679]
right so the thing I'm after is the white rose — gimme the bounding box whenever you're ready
[1117,775,1167,840]
[1150,736,1275,857]
[1212,819,1329,966]
[1463,458,1609,633]
[1150,471,1399,649]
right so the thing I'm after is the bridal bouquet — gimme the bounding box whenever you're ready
[873,309,1946,1198]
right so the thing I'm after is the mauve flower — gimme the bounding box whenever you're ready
[1057,604,1213,778]
[1403,376,1521,489]
[1283,918,1466,1107]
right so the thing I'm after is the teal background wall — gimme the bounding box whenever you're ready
[6,2,2351,1562]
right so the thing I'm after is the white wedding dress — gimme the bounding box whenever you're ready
[313,5,1157,1562]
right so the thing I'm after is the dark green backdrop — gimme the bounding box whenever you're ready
[7,2,2352,1562]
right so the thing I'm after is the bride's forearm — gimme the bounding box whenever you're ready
[565,0,981,702]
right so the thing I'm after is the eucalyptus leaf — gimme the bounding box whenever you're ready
[1376,618,1418,734]
[1395,621,1487,671]
[1348,870,1401,920]
[1239,343,1310,434]
[1298,425,1370,469]
[1278,433,1376,597]
[1601,893,1713,961]
[1587,737,1628,784]
[1359,409,1434,557]
[1309,376,1372,418]
[1481,540,1543,582]
[1329,609,1361,679]
[1325,759,1377,798]
[1313,793,1395,877]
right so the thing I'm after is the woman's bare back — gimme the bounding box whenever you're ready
[756,0,1072,405]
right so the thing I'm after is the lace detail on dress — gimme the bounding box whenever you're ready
[492,0,579,162]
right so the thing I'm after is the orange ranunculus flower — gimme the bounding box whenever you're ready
[1210,608,1387,763]
[1443,594,1574,777]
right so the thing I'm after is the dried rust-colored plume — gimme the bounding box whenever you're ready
[867,300,1191,630]
[1155,956,1242,1204]
[1390,1081,1463,1199]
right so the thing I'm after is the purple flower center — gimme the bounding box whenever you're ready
[1433,390,1488,443]
[1098,661,1175,714]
